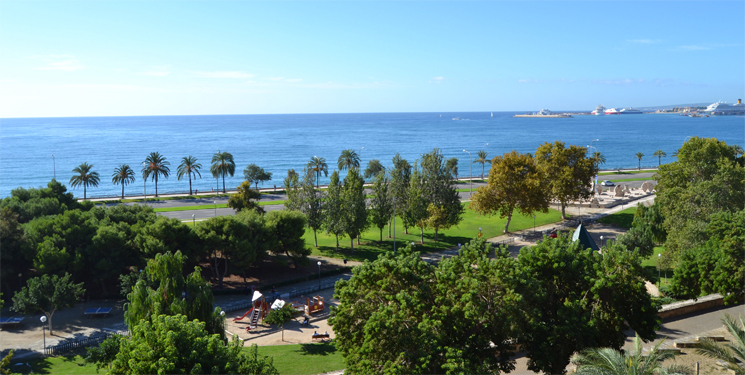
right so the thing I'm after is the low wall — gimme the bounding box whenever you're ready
[658,294,733,319]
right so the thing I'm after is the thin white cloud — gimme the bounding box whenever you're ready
[627,39,662,44]
[140,65,172,77]
[192,71,254,79]
[35,59,84,71]
[429,76,445,84]
[676,45,710,51]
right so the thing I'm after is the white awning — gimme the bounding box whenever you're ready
[271,299,285,310]
[252,291,263,302]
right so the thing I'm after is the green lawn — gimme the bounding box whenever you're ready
[597,207,636,229]
[255,343,345,375]
[598,169,657,176]
[14,344,345,375]
[304,204,563,262]
[153,200,285,213]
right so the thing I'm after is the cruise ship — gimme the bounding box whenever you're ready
[591,105,606,115]
[704,99,745,115]
[604,108,621,115]
[619,108,643,114]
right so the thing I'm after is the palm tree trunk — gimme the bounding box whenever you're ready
[121,184,124,199]
[189,174,193,195]
[317,171,320,189]
[84,184,87,200]
[155,174,159,197]
[222,174,226,193]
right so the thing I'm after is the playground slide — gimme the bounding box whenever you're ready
[233,308,254,322]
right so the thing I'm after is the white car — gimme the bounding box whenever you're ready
[600,180,615,186]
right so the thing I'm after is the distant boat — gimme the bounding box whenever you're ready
[490,112,493,117]
[452,117,461,120]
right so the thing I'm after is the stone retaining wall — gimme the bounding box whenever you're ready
[658,294,740,320]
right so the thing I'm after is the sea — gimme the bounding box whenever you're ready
[1,112,743,199]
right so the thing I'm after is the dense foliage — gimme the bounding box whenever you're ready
[12,272,85,335]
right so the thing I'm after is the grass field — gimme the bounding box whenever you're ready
[15,343,345,375]
[597,207,636,229]
[304,204,563,262]
[598,169,657,176]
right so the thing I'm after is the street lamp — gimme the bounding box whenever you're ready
[192,214,195,226]
[600,235,604,248]
[40,316,47,352]
[51,154,55,180]
[214,201,217,217]
[317,261,322,291]
[479,227,482,238]
[462,150,472,195]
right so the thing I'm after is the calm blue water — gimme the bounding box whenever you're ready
[1,112,743,198]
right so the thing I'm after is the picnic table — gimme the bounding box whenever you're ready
[0,317,24,329]
[84,307,112,318]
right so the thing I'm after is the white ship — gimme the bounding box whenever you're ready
[592,105,606,115]
[605,108,621,115]
[704,99,745,115]
[619,108,643,114]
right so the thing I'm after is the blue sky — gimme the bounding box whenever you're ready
[1,1,743,117]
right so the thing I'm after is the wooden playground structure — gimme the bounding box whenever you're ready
[233,291,269,331]
[291,296,325,315]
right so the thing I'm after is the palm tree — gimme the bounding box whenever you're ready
[111,164,136,199]
[307,156,329,189]
[142,152,170,197]
[474,150,491,179]
[210,151,235,193]
[177,156,202,195]
[592,151,606,168]
[731,144,744,158]
[337,149,360,172]
[69,162,100,200]
[696,314,745,374]
[653,150,667,166]
[635,152,644,170]
[572,335,693,375]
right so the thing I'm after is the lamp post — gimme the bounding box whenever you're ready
[533,215,536,236]
[317,261,322,291]
[192,214,195,226]
[482,143,489,179]
[462,150,472,195]
[40,316,47,352]
[600,235,604,248]
[478,227,482,238]
[587,140,599,192]
[51,154,55,180]
[142,162,147,203]
[214,201,217,217]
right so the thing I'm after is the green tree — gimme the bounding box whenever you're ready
[535,141,597,219]
[337,149,360,172]
[363,159,385,180]
[419,148,464,235]
[0,350,15,375]
[111,164,136,199]
[134,216,201,261]
[69,162,100,200]
[329,239,519,374]
[474,149,491,179]
[263,303,296,341]
[653,149,667,166]
[516,238,658,374]
[243,163,273,189]
[369,171,393,242]
[300,170,324,247]
[12,273,85,335]
[445,157,459,180]
[141,152,170,197]
[592,151,606,168]
[123,251,225,337]
[283,169,302,211]
[85,334,123,370]
[306,156,328,189]
[227,181,264,213]
[342,168,368,249]
[265,210,310,268]
[111,314,278,375]
[731,144,744,158]
[636,152,645,170]
[0,208,28,297]
[695,314,745,375]
[176,155,202,195]
[572,335,693,375]
[390,153,412,234]
[404,164,429,243]
[471,150,549,233]
[194,217,257,289]
[210,151,235,193]
[0,179,82,224]
[323,171,345,250]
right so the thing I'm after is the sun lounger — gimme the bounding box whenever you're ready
[0,317,24,329]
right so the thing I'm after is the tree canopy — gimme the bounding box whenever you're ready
[227,181,264,213]
[12,272,85,335]
[243,163,273,189]
[142,152,170,197]
[70,162,101,200]
[535,141,596,219]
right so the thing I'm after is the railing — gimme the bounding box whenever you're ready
[44,330,127,356]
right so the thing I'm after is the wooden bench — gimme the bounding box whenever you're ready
[312,333,330,341]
